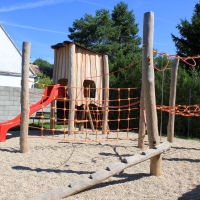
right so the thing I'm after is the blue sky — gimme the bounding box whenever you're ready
[0,0,198,64]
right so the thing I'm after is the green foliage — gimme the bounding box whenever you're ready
[154,57,200,138]
[171,1,200,67]
[33,58,54,68]
[68,1,141,71]
[170,0,200,137]
[34,73,52,89]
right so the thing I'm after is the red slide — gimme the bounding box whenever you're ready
[0,84,65,142]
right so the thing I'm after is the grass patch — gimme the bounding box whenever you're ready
[174,135,200,141]
[10,122,67,131]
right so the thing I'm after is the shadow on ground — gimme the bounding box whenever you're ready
[178,184,200,200]
[12,164,150,191]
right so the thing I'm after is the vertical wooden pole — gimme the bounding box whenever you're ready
[167,58,179,143]
[50,100,55,130]
[102,55,109,134]
[51,50,57,131]
[87,106,95,132]
[143,12,161,176]
[138,88,146,149]
[68,44,76,135]
[20,42,31,153]
[79,104,85,131]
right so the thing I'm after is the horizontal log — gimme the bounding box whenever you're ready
[31,141,171,200]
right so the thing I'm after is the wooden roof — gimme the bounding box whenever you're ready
[51,41,105,56]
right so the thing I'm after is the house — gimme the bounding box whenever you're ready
[30,64,53,79]
[0,24,36,88]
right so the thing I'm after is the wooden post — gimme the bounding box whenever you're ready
[20,42,31,153]
[102,55,109,134]
[68,44,76,135]
[138,88,146,149]
[79,105,85,131]
[87,106,95,132]
[142,12,161,176]
[167,58,179,143]
[50,100,56,130]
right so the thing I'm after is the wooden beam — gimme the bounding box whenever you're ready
[20,42,31,153]
[142,12,161,176]
[167,58,179,143]
[31,142,171,200]
[102,55,109,134]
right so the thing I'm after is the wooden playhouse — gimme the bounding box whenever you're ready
[51,41,109,134]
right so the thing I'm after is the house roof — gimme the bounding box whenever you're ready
[0,69,36,78]
[0,24,37,77]
[30,64,53,79]
[0,24,22,56]
[51,40,105,56]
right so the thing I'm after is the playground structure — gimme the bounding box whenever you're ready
[50,41,109,135]
[0,11,163,173]
[1,9,200,198]
[0,11,179,198]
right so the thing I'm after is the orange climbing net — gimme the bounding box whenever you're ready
[28,83,140,143]
[153,50,200,72]
[157,104,200,117]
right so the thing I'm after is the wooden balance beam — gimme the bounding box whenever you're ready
[31,141,170,200]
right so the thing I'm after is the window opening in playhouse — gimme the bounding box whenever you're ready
[83,80,96,98]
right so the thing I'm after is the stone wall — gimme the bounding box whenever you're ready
[0,86,50,122]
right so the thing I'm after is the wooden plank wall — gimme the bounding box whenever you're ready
[53,45,104,107]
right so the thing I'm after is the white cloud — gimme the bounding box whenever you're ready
[1,21,69,34]
[155,17,176,25]
[154,42,174,47]
[0,0,111,13]
[77,0,111,9]
[0,0,74,12]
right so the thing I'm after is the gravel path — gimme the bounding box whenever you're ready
[0,130,200,200]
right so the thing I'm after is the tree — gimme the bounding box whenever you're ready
[68,1,141,78]
[33,58,54,68]
[68,2,142,130]
[171,2,200,138]
[171,2,200,66]
[34,73,52,89]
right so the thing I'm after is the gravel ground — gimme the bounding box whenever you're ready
[0,130,200,200]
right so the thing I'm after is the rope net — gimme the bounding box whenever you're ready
[28,83,140,143]
[157,104,200,117]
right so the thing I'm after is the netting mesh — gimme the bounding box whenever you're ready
[28,84,140,142]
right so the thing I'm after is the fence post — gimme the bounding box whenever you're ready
[167,58,179,142]
[20,42,31,153]
[143,12,161,176]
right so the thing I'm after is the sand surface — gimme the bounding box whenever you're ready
[0,130,200,200]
